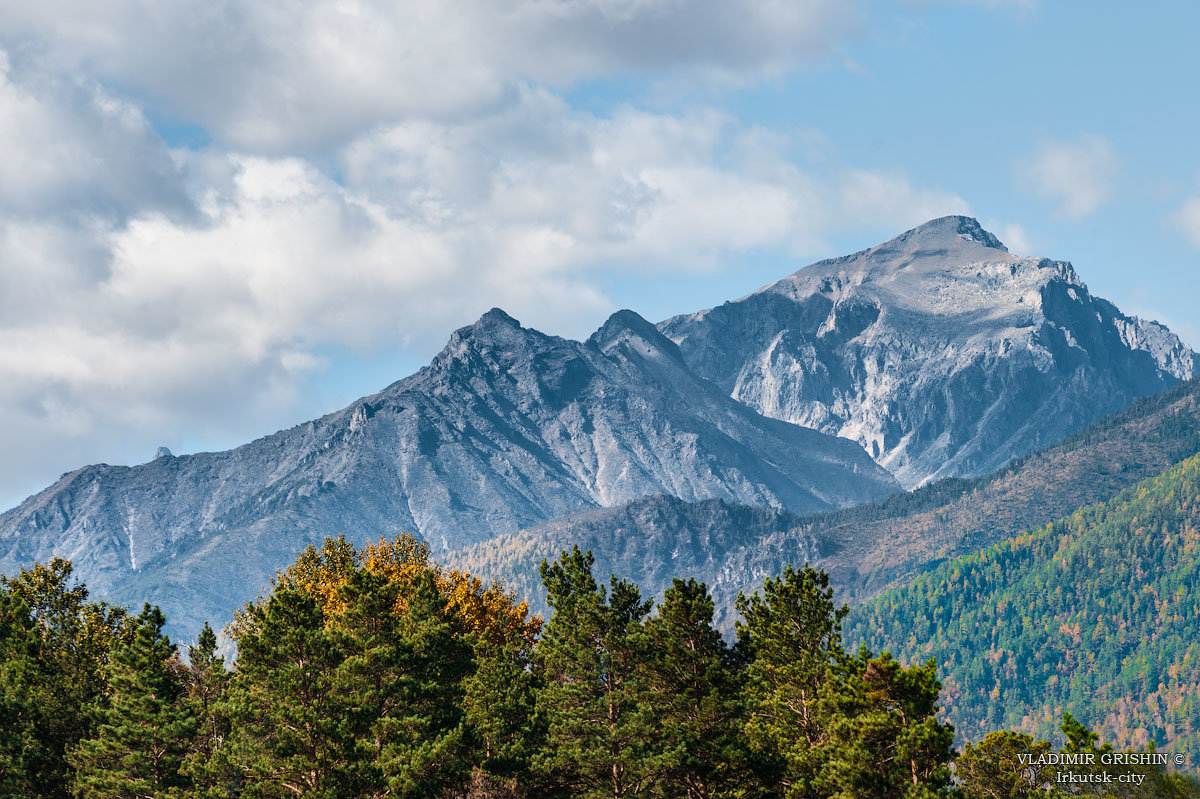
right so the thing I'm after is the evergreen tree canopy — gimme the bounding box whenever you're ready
[737,565,956,799]
[644,577,761,799]
[534,547,660,798]
[68,603,195,798]
[0,559,130,798]
[222,588,358,797]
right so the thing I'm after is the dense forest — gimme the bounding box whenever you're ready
[3,536,1197,797]
[847,452,1200,765]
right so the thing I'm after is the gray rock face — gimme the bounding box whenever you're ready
[660,216,1199,488]
[0,308,896,640]
[447,493,822,632]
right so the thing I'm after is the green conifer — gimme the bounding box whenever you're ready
[68,603,196,798]
[736,565,846,798]
[643,578,761,799]
[220,588,357,797]
[0,559,129,798]
[180,622,230,796]
[819,650,955,798]
[371,570,476,798]
[462,637,539,785]
[955,730,1054,799]
[0,590,42,798]
[533,547,660,798]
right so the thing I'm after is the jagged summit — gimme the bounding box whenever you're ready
[661,219,1198,488]
[774,216,1019,296]
[886,215,1008,253]
[588,309,683,360]
[427,307,557,376]
[451,307,531,345]
[475,306,521,328]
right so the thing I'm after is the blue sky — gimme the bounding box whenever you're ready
[0,0,1198,510]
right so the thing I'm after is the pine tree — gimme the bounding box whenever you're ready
[819,650,955,799]
[180,622,230,796]
[0,559,129,798]
[643,578,760,799]
[533,547,660,798]
[371,570,477,799]
[68,603,196,798]
[462,637,540,789]
[0,590,41,798]
[955,730,1054,799]
[736,565,846,799]
[220,588,359,797]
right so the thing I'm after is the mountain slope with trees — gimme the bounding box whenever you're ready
[846,452,1200,765]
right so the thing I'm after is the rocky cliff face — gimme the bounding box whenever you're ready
[660,216,1199,488]
[0,308,896,640]
[447,493,821,631]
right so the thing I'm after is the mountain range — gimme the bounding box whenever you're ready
[1,216,1196,643]
[0,307,895,639]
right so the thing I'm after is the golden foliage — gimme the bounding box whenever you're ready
[232,533,541,647]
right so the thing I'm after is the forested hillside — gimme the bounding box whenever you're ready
[846,452,1200,765]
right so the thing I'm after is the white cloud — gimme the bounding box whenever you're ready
[1019,134,1118,220]
[0,72,967,507]
[1171,194,1200,250]
[988,221,1033,255]
[0,54,188,219]
[0,0,860,152]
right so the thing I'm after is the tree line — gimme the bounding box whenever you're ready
[1,534,1195,798]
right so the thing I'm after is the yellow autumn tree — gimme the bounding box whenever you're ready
[231,533,540,647]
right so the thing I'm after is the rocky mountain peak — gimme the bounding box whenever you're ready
[588,309,683,361]
[890,215,1008,254]
[428,307,553,375]
[476,306,521,328]
[787,216,1013,290]
[661,218,1198,489]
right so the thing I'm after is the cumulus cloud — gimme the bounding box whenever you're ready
[0,0,859,152]
[0,54,188,220]
[1019,134,1118,220]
